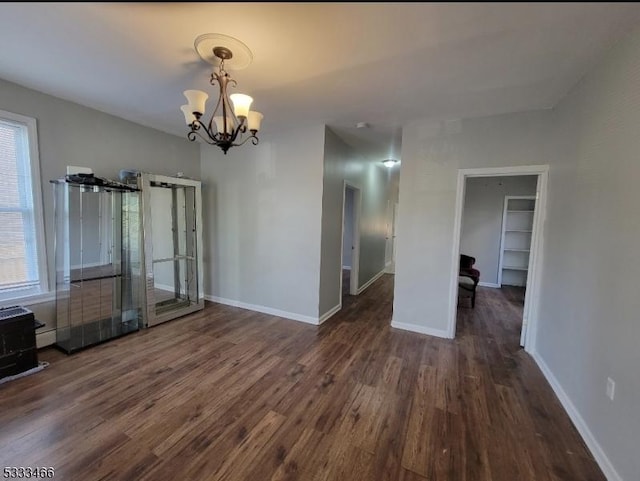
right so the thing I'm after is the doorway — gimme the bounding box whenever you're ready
[449,165,548,351]
[340,183,361,301]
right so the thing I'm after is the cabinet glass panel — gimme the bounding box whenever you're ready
[149,183,197,316]
[139,173,202,327]
[52,180,141,354]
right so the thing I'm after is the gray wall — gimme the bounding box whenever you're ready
[394,27,640,481]
[536,27,640,481]
[342,187,354,268]
[318,127,393,316]
[394,110,554,336]
[199,124,325,320]
[460,176,537,285]
[0,77,200,336]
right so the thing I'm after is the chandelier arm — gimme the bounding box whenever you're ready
[191,119,217,142]
[228,117,247,144]
[207,71,224,133]
[223,75,240,134]
[187,130,198,142]
[220,75,235,141]
[233,133,259,147]
[190,119,243,150]
[191,119,204,131]
[188,128,217,145]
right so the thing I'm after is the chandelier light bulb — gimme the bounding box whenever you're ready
[247,111,263,132]
[183,90,208,116]
[230,93,253,118]
[180,105,196,125]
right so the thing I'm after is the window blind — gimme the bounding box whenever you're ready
[0,119,40,293]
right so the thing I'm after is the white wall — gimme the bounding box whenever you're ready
[342,187,354,268]
[460,175,537,285]
[534,27,640,481]
[200,124,325,321]
[393,110,554,336]
[318,127,393,316]
[0,77,200,339]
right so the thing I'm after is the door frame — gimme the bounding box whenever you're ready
[448,165,548,352]
[339,182,361,298]
[387,201,399,274]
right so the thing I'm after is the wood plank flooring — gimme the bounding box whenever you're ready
[0,276,604,481]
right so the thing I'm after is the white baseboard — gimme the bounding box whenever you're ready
[36,329,56,348]
[204,295,319,325]
[342,266,352,271]
[357,268,387,295]
[318,303,341,325]
[390,321,450,339]
[478,281,500,288]
[532,351,622,481]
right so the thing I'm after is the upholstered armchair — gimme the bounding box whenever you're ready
[459,254,480,308]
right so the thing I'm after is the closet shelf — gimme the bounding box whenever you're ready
[500,195,536,287]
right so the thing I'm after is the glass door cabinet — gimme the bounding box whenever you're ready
[52,179,141,353]
[137,173,204,327]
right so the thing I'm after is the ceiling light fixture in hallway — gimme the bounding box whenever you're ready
[383,159,400,168]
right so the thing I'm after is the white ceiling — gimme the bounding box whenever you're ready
[1,3,640,160]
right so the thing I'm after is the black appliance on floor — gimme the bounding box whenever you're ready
[0,306,42,379]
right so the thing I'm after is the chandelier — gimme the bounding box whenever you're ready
[180,34,263,154]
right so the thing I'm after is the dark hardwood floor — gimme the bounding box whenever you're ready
[0,276,604,481]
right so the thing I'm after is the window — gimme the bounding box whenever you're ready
[0,110,48,301]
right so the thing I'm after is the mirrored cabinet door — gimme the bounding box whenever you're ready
[138,173,203,327]
[52,180,141,354]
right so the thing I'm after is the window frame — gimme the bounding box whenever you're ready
[0,109,49,303]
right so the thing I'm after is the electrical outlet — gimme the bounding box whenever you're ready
[606,377,615,401]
